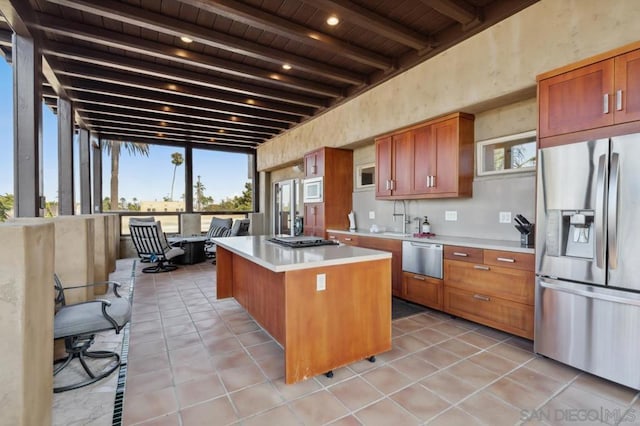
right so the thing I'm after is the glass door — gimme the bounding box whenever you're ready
[274,179,299,236]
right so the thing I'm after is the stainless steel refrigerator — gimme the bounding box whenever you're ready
[535,134,640,390]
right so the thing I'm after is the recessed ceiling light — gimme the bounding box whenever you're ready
[209,138,215,142]
[308,33,321,40]
[157,132,165,137]
[167,84,177,90]
[246,99,256,105]
[180,36,193,43]
[218,129,225,133]
[230,116,238,122]
[270,74,280,80]
[162,106,171,112]
[326,15,339,26]
[159,121,167,126]
[282,63,292,70]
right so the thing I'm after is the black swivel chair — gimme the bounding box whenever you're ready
[129,220,185,273]
[53,274,131,393]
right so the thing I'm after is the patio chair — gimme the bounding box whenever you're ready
[53,273,131,393]
[129,220,185,273]
[205,218,250,263]
[129,217,156,263]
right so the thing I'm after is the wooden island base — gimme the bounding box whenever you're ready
[216,245,392,384]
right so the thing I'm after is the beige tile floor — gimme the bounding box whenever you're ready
[55,259,640,426]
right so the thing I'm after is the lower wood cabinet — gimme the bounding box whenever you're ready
[327,233,402,297]
[443,248,535,339]
[443,286,534,338]
[357,236,403,297]
[402,272,443,310]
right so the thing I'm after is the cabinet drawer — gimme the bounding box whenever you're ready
[327,233,359,245]
[444,259,534,305]
[402,272,443,310]
[483,250,534,271]
[443,287,534,339]
[444,245,483,264]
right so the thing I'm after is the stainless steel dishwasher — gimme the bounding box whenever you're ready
[402,241,443,279]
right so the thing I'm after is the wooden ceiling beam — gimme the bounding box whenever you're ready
[88,124,263,146]
[175,0,392,71]
[303,0,433,51]
[83,114,269,141]
[68,91,288,132]
[59,76,302,125]
[52,61,315,117]
[0,0,88,129]
[35,15,344,98]
[419,0,482,29]
[75,104,278,137]
[45,0,365,86]
[43,41,326,108]
[96,131,258,150]
[0,28,11,46]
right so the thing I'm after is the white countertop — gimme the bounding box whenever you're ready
[327,229,535,254]
[212,235,392,272]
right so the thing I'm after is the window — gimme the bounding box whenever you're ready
[102,143,185,212]
[356,163,375,189]
[192,149,253,212]
[477,130,537,176]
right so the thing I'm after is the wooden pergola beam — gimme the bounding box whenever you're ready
[45,0,366,86]
[176,0,393,71]
[303,0,433,51]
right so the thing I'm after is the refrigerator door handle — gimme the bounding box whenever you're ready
[595,154,607,269]
[608,152,620,270]
[539,278,640,307]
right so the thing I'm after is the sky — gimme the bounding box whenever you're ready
[0,59,250,204]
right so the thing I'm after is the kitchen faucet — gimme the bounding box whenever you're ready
[392,200,408,234]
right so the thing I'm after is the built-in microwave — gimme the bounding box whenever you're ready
[303,176,323,203]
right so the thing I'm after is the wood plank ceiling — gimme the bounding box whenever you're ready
[0,0,539,152]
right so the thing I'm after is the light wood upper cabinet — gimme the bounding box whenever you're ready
[614,48,640,124]
[537,43,640,144]
[304,148,325,178]
[302,147,353,238]
[375,112,474,200]
[538,60,615,138]
[375,136,393,197]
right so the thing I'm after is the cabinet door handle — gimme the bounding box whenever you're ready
[344,237,352,241]
[432,175,436,187]
[473,265,490,271]
[616,89,623,111]
[412,275,426,281]
[496,257,515,263]
[390,180,395,190]
[329,235,336,239]
[452,252,468,257]
[473,294,491,301]
[426,176,431,187]
[603,93,610,114]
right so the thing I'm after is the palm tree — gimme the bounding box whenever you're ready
[102,140,150,210]
[169,152,184,201]
[194,175,206,211]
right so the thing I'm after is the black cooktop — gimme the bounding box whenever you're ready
[268,236,339,248]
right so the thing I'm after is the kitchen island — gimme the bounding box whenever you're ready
[213,235,392,384]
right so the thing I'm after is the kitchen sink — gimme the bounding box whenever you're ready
[382,232,413,237]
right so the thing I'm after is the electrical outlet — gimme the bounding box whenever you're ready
[316,273,326,291]
[499,211,512,223]
[369,211,375,219]
[445,211,458,221]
